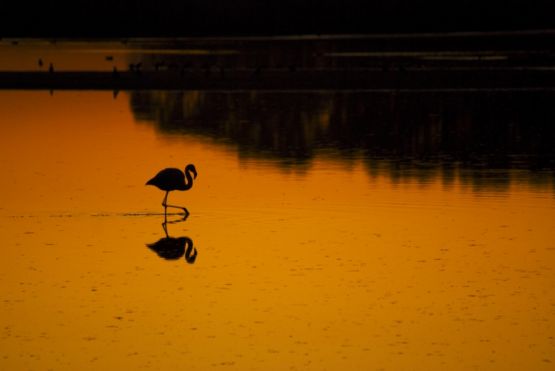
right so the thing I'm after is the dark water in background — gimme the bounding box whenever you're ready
[130,90,555,183]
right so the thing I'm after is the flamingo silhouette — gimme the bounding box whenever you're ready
[146,164,197,216]
[147,236,197,263]
[147,220,197,263]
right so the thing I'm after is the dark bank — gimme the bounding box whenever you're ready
[1,32,554,90]
[1,0,554,37]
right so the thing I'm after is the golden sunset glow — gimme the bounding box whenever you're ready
[1,90,555,370]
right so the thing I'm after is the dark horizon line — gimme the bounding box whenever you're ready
[1,70,554,91]
[4,29,555,39]
[3,28,555,41]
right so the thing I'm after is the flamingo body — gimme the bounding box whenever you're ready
[146,164,197,214]
[147,168,187,191]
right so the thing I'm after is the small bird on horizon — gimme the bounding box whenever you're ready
[146,164,198,216]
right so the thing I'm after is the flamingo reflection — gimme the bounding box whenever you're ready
[146,216,197,264]
[147,236,197,263]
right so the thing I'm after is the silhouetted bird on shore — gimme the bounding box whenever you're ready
[251,65,263,78]
[48,63,54,73]
[155,61,166,71]
[146,164,197,216]
[203,64,212,77]
[128,62,142,73]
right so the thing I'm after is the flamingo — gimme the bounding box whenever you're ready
[146,164,197,216]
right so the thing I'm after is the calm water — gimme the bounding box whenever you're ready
[1,39,555,370]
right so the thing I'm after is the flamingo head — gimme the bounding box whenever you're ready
[185,164,197,179]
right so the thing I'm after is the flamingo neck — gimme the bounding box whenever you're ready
[181,168,194,190]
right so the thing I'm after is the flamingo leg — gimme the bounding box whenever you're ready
[162,212,169,237]
[165,204,190,217]
[163,191,189,216]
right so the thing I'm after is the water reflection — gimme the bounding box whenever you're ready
[147,236,197,263]
[130,90,555,190]
[2,90,555,371]
[147,218,197,264]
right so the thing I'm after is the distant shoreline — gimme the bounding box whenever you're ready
[1,70,554,91]
[1,33,553,90]
[2,29,555,42]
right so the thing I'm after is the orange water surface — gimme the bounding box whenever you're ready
[0,91,554,370]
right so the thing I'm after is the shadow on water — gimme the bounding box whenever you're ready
[146,214,198,264]
[130,90,555,190]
